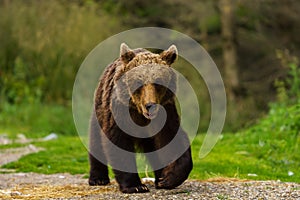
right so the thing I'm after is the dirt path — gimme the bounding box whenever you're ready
[0,173,299,200]
[0,145,44,166]
[0,133,50,167]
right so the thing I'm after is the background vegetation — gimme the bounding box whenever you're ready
[1,0,300,130]
[0,0,299,182]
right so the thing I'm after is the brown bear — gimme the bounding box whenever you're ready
[88,43,192,193]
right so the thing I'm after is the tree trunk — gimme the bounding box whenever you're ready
[219,0,239,102]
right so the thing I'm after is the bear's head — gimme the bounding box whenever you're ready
[114,43,178,120]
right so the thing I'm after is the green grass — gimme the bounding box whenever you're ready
[191,133,299,182]
[190,102,300,182]
[0,103,299,183]
[2,136,88,174]
[0,102,87,174]
[1,132,299,182]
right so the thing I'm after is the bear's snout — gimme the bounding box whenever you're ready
[143,102,159,119]
[145,102,156,112]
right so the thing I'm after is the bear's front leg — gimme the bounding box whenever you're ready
[89,153,110,186]
[104,128,149,193]
[114,170,149,193]
[156,147,193,189]
[88,112,110,186]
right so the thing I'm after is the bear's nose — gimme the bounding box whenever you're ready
[145,102,157,112]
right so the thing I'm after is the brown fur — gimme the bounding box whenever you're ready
[89,43,192,193]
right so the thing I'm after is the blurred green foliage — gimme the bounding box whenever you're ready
[237,56,300,180]
[275,50,300,104]
[1,0,300,132]
[0,0,121,105]
[0,102,76,137]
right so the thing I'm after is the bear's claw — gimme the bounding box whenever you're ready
[121,184,149,193]
[155,175,177,189]
[89,178,110,186]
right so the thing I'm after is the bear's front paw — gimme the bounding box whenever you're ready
[120,184,149,193]
[89,177,110,186]
[155,173,179,189]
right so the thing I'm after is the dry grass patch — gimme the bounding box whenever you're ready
[0,183,118,200]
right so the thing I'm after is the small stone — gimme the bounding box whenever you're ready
[10,191,22,196]
[247,173,258,177]
[43,133,58,141]
[288,171,294,176]
[0,134,11,145]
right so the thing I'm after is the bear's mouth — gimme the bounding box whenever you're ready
[143,111,158,120]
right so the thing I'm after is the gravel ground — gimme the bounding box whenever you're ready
[0,173,299,199]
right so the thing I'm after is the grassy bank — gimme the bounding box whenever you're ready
[1,103,299,183]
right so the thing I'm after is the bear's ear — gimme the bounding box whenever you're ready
[120,43,135,64]
[160,45,178,65]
